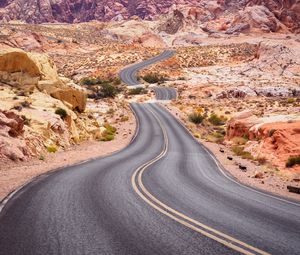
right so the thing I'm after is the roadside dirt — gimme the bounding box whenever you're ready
[0,111,136,200]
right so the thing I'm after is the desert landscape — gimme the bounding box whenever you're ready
[0,1,300,254]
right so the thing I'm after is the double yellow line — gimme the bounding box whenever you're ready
[131,105,270,255]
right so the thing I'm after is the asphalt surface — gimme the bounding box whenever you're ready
[154,87,177,100]
[119,50,175,86]
[0,51,300,255]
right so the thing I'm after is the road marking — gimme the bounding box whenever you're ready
[157,104,300,208]
[131,105,270,255]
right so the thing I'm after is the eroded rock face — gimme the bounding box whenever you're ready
[0,48,87,112]
[227,111,300,170]
[0,0,198,23]
[0,110,27,161]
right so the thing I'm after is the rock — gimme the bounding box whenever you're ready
[158,10,185,35]
[254,171,264,178]
[136,33,167,48]
[231,5,281,33]
[0,110,27,161]
[227,110,300,171]
[0,48,87,112]
[226,23,250,34]
[216,86,257,99]
[239,164,247,171]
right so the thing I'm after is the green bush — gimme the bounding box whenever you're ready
[128,87,148,95]
[100,83,118,98]
[286,156,300,168]
[208,114,225,126]
[143,73,166,84]
[188,112,205,124]
[55,108,67,119]
[100,123,117,142]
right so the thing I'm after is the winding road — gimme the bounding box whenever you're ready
[0,51,300,255]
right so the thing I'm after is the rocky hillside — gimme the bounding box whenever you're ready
[0,0,299,32]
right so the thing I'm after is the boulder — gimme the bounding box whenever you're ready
[231,5,281,33]
[0,48,86,112]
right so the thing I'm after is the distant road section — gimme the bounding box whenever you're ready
[119,50,175,86]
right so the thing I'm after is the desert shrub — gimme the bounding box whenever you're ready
[100,83,118,98]
[188,112,205,124]
[128,87,148,95]
[208,114,226,126]
[287,98,295,104]
[47,146,57,153]
[286,156,300,168]
[143,73,166,84]
[81,77,101,86]
[232,146,253,159]
[120,116,129,122]
[256,156,267,165]
[55,108,67,119]
[39,155,45,161]
[211,131,225,143]
[20,101,31,108]
[232,136,248,145]
[100,123,117,142]
[112,78,121,86]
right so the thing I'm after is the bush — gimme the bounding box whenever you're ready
[120,116,129,122]
[100,123,117,142]
[287,98,295,104]
[100,83,118,98]
[208,114,226,126]
[232,146,253,159]
[232,137,248,145]
[143,73,166,84]
[55,108,67,119]
[128,87,148,95]
[188,112,205,124]
[286,156,300,168]
[47,146,57,153]
[39,155,45,161]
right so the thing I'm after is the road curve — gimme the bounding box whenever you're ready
[0,51,299,255]
[154,87,177,100]
[119,50,175,86]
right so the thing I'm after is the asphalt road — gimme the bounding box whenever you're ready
[0,51,299,255]
[154,87,177,100]
[119,50,175,86]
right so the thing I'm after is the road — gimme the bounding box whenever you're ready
[119,50,175,86]
[153,87,177,100]
[0,51,300,255]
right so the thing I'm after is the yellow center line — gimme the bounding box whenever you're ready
[131,104,270,255]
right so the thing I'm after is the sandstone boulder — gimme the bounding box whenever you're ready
[0,48,86,112]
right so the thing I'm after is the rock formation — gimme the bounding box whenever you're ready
[0,48,87,112]
[227,111,300,170]
[0,0,299,33]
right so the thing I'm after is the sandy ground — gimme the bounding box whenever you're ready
[0,111,136,200]
[164,103,300,202]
